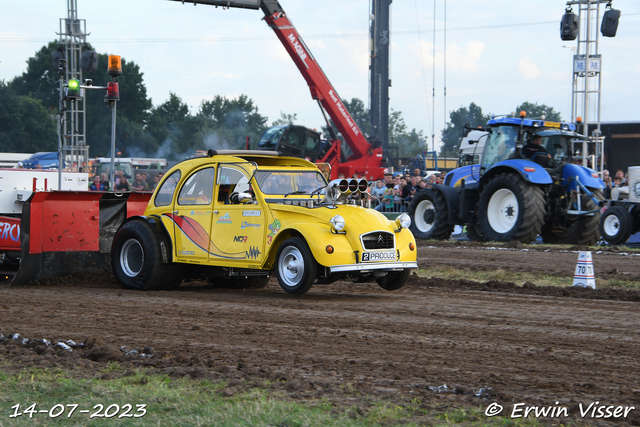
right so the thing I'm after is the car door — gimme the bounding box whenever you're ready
[172,166,216,262]
[209,163,266,268]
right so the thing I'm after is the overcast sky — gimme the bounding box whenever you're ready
[2,0,639,151]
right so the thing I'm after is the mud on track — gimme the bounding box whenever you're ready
[1,241,640,422]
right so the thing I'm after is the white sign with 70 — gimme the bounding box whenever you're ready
[572,251,595,289]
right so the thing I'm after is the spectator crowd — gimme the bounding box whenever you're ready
[88,171,164,192]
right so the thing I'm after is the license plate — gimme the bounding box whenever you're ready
[361,251,396,262]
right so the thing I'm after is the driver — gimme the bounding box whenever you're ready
[523,135,551,162]
[274,175,291,193]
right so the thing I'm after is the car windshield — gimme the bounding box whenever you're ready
[254,170,327,195]
[257,126,286,149]
[481,125,519,170]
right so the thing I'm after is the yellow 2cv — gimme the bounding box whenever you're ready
[111,150,417,295]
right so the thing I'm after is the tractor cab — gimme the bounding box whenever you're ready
[479,117,582,174]
[257,125,322,162]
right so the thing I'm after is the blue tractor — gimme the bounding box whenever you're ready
[408,114,605,244]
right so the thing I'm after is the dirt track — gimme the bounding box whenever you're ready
[1,241,640,422]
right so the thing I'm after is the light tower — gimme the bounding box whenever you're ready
[56,0,90,173]
[369,0,393,167]
[562,0,620,174]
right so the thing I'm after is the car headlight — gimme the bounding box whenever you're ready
[396,213,411,229]
[330,214,345,231]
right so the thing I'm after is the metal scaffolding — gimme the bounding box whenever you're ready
[57,0,89,172]
[566,0,608,173]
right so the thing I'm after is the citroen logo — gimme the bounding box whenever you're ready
[378,235,384,243]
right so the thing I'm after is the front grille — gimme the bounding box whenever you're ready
[361,231,395,250]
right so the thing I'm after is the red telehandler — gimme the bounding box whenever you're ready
[170,0,387,180]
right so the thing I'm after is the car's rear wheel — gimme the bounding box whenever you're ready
[275,237,316,295]
[112,220,183,290]
[376,268,411,291]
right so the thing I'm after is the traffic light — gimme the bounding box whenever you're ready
[64,79,82,101]
[105,81,120,102]
[80,50,98,72]
[108,55,122,77]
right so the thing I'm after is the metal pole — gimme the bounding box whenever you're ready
[58,88,63,191]
[110,101,117,191]
[582,0,591,167]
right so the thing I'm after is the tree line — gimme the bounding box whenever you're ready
[2,42,561,161]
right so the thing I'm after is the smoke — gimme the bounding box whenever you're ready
[203,132,233,151]
[125,130,237,161]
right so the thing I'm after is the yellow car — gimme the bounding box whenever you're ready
[111,150,417,295]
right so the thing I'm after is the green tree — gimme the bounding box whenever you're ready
[8,41,61,110]
[144,93,194,158]
[271,112,298,126]
[388,109,426,158]
[198,94,268,150]
[514,102,562,122]
[0,82,58,152]
[321,97,372,140]
[9,43,154,157]
[440,102,490,157]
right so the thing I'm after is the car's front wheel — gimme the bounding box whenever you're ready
[112,220,183,290]
[376,268,411,291]
[275,237,317,295]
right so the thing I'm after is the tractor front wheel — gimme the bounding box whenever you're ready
[600,205,632,245]
[409,190,454,240]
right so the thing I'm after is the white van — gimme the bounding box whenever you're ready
[458,130,488,166]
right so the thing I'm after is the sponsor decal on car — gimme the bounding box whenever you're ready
[216,213,232,224]
[241,221,261,229]
[242,210,261,217]
[233,236,248,243]
[190,210,210,216]
[267,218,281,245]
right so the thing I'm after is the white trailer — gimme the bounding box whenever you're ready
[0,169,89,214]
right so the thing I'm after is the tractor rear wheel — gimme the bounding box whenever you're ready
[466,224,486,242]
[477,173,545,243]
[542,189,603,245]
[112,220,184,291]
[409,190,454,240]
[600,205,632,245]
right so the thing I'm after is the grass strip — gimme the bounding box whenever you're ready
[0,366,553,426]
